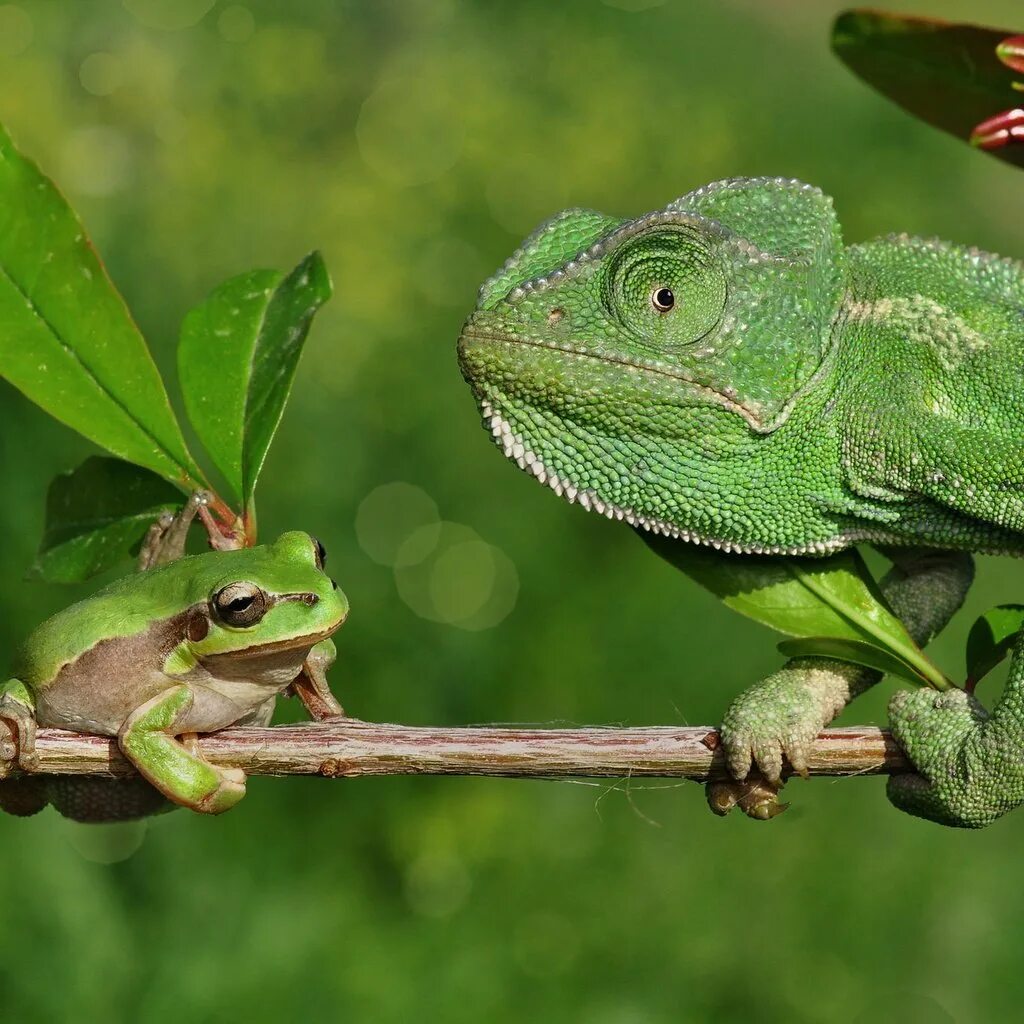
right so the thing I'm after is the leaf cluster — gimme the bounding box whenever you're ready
[0,124,331,581]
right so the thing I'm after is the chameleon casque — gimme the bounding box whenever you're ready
[458,176,1024,829]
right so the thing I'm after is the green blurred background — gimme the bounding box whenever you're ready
[1,1,1022,1021]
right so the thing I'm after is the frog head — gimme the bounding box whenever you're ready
[170,530,349,675]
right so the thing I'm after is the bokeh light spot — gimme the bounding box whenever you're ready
[0,5,32,56]
[429,539,496,623]
[357,76,464,187]
[63,819,147,864]
[60,126,133,197]
[218,5,254,43]
[122,0,215,31]
[355,482,440,567]
[79,52,124,96]
[395,522,518,630]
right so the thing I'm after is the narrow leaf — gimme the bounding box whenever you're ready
[31,456,183,583]
[965,604,1024,684]
[641,534,951,690]
[0,123,207,486]
[178,269,282,504]
[778,636,929,686]
[178,252,332,509]
[832,10,1024,168]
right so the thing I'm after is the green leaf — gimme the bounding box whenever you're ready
[778,636,928,687]
[178,252,332,508]
[641,534,951,690]
[832,10,1024,169]
[31,456,183,583]
[965,604,1024,684]
[0,123,207,486]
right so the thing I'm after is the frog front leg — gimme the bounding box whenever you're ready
[289,639,345,720]
[118,685,246,814]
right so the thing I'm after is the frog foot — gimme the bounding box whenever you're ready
[0,684,39,775]
[717,661,847,784]
[886,687,1020,829]
[195,765,247,815]
[706,772,788,820]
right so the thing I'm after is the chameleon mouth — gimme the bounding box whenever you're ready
[459,326,764,431]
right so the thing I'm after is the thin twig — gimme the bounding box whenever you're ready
[9,720,910,781]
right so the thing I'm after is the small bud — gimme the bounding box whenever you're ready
[996,35,1024,74]
[970,108,1024,150]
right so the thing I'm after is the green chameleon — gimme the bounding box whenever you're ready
[458,176,1024,830]
[0,496,347,821]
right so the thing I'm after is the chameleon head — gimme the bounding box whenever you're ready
[177,530,349,672]
[458,177,848,553]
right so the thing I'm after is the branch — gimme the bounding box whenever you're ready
[11,720,910,780]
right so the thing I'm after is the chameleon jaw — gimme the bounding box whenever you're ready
[478,399,860,557]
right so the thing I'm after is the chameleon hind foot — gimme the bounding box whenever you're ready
[886,686,1022,829]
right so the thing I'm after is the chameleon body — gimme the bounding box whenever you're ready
[458,177,1024,829]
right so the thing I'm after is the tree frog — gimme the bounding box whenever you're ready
[0,520,348,822]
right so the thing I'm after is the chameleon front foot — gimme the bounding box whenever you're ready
[717,660,852,784]
[886,687,1021,829]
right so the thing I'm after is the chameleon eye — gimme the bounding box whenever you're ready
[607,227,726,346]
[212,582,268,627]
[651,287,675,313]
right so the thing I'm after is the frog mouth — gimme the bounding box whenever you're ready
[215,614,347,660]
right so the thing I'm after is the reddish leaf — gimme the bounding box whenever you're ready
[833,9,1024,168]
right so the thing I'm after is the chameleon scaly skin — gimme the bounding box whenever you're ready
[458,177,1024,828]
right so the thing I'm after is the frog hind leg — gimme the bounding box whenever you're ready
[289,639,345,721]
[118,685,246,815]
[0,680,47,816]
[0,679,39,772]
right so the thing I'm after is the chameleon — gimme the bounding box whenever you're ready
[457,175,1024,829]
[0,499,347,822]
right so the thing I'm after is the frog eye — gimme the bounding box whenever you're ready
[312,536,327,571]
[212,582,268,627]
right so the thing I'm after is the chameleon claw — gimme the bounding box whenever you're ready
[706,774,788,821]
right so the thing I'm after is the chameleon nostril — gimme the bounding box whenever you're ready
[547,308,565,325]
